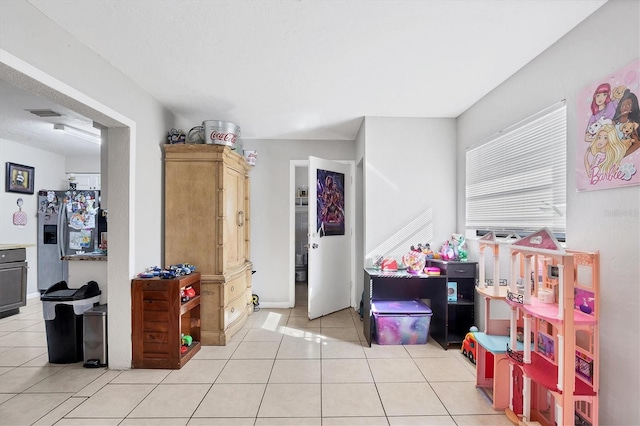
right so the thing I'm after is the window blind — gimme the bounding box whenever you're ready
[466,102,567,235]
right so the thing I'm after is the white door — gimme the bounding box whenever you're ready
[308,156,351,320]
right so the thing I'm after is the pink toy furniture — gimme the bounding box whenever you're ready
[475,333,525,410]
[503,229,599,426]
[474,231,526,410]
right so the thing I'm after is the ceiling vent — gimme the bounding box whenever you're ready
[26,109,62,117]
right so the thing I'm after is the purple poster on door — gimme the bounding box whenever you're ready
[316,169,345,237]
[576,58,640,191]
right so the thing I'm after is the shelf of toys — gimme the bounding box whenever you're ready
[501,229,599,426]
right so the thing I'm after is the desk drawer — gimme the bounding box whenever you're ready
[437,262,476,278]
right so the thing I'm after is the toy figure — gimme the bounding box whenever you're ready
[422,243,434,259]
[440,240,454,261]
[402,251,426,274]
[451,233,468,262]
[462,326,479,364]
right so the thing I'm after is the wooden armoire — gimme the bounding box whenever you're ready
[163,144,252,345]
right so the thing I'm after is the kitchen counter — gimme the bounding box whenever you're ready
[0,244,35,250]
[63,253,108,305]
[62,253,107,261]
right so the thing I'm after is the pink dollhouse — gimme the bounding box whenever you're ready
[502,229,600,426]
[473,231,522,410]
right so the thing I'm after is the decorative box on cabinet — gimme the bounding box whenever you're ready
[131,272,201,369]
[163,144,253,345]
[426,259,477,347]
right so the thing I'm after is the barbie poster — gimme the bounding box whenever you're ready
[576,59,640,191]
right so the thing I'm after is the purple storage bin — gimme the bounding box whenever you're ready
[372,299,432,345]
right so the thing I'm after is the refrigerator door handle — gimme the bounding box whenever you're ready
[57,203,65,259]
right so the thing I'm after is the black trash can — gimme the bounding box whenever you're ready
[41,280,101,364]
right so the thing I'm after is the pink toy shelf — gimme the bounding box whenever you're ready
[474,231,529,410]
[501,228,599,426]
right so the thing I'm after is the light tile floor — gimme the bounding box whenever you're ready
[0,283,512,425]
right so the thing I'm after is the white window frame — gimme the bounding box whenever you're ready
[465,101,567,239]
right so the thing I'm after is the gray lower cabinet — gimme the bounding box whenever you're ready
[0,248,28,317]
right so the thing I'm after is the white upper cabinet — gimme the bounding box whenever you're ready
[68,173,101,190]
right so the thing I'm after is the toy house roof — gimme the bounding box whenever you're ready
[479,231,497,243]
[510,228,565,255]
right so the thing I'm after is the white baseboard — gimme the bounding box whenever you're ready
[258,302,292,309]
[257,302,358,312]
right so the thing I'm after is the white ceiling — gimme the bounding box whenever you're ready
[2,0,607,156]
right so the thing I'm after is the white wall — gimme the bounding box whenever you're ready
[243,139,354,305]
[456,1,640,423]
[0,139,67,295]
[354,122,366,304]
[363,117,457,261]
[1,1,177,368]
[65,155,100,173]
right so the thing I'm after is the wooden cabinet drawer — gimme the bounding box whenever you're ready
[224,275,244,304]
[225,293,246,327]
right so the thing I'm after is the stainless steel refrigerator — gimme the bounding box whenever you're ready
[37,190,104,291]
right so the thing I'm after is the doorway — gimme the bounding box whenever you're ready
[1,51,135,369]
[294,165,309,308]
[289,159,357,314]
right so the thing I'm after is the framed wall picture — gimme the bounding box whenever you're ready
[5,162,35,194]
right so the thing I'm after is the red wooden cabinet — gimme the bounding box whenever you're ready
[131,272,201,369]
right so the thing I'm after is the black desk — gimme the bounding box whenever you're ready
[363,268,449,349]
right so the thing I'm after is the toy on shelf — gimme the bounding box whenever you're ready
[424,267,440,276]
[381,258,398,272]
[422,243,434,259]
[440,240,455,260]
[451,233,468,262]
[180,285,197,303]
[402,251,426,274]
[180,333,193,354]
[137,263,197,279]
[137,266,161,278]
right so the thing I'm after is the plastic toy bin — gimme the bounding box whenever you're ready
[41,280,101,364]
[372,299,432,345]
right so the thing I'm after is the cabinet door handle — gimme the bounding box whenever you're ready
[230,307,235,313]
[237,211,244,227]
[231,286,235,292]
